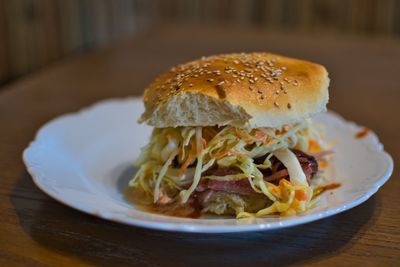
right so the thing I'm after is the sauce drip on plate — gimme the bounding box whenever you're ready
[125,188,202,218]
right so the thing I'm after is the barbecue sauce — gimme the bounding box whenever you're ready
[125,187,202,218]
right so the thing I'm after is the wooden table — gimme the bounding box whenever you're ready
[1,25,399,266]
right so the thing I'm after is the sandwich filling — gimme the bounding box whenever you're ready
[129,119,330,218]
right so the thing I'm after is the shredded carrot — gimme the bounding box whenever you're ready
[212,151,224,159]
[282,125,290,132]
[254,130,266,140]
[178,138,197,175]
[319,161,329,168]
[213,148,230,159]
[279,179,292,187]
[290,201,299,210]
[284,208,296,216]
[234,128,244,138]
[189,138,196,152]
[309,139,322,152]
[272,186,281,197]
[263,136,273,145]
[201,138,207,150]
[295,189,308,201]
[178,154,194,178]
[213,141,239,159]
[234,128,253,144]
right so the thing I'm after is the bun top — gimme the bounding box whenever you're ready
[139,52,329,128]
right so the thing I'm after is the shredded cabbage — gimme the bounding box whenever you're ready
[273,148,308,186]
[202,173,248,181]
[179,127,205,203]
[130,119,326,217]
[153,150,178,203]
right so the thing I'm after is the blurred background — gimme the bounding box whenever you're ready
[1,0,399,86]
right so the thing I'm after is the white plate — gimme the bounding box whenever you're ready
[23,98,393,233]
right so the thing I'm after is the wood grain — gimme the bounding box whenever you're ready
[0,25,399,266]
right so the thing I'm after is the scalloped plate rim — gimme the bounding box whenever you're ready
[22,98,394,233]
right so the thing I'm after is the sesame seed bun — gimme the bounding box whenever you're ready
[139,52,329,128]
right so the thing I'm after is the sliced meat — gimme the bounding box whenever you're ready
[197,190,216,203]
[206,179,258,196]
[196,167,245,193]
[196,149,319,195]
[291,149,318,182]
[264,169,289,182]
[197,167,257,195]
[259,149,318,182]
[202,166,242,176]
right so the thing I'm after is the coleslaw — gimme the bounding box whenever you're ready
[129,119,329,218]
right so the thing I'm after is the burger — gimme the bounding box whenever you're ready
[129,52,332,218]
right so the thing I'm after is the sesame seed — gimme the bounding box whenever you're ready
[217,80,225,86]
[207,78,214,82]
[287,103,292,109]
[249,86,255,91]
[257,89,263,94]
[274,101,280,107]
[260,95,265,100]
[275,90,280,95]
[189,83,193,87]
[233,60,240,64]
[281,67,287,70]
[249,79,255,84]
[284,89,288,94]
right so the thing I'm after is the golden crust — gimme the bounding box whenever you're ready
[140,52,329,128]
